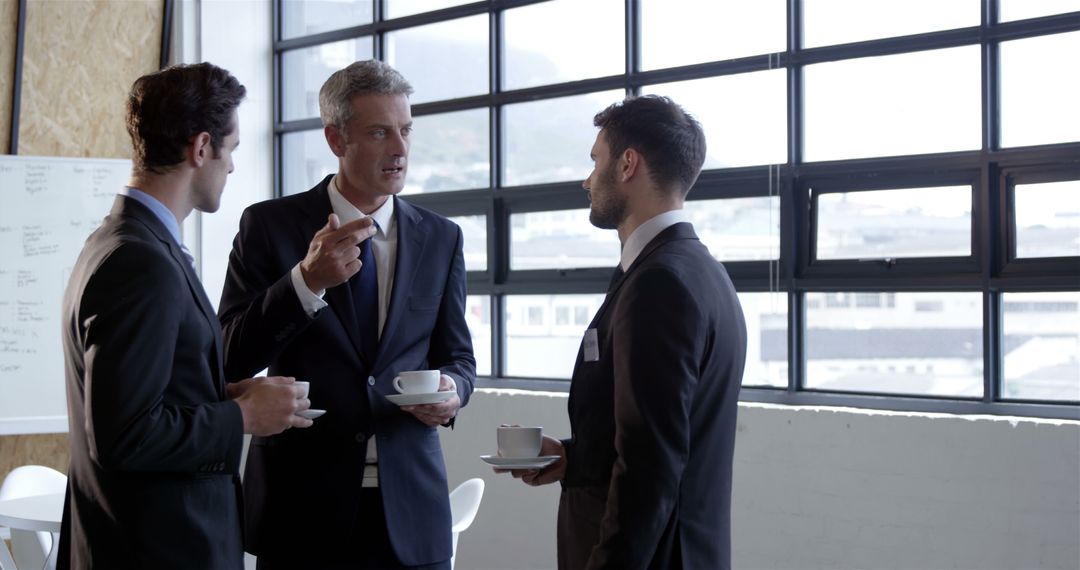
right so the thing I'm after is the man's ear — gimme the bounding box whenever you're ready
[325,124,346,157]
[620,148,641,182]
[190,132,212,167]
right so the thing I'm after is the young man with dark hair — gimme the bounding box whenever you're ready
[59,62,311,570]
[500,95,747,570]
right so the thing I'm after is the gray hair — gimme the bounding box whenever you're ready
[319,59,414,130]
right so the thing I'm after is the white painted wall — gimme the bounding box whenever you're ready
[441,390,1080,570]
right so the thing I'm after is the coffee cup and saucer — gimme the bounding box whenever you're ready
[385,370,455,406]
[480,426,560,470]
[291,381,326,419]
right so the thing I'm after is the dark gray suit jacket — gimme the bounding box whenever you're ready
[560,222,746,570]
[217,176,475,566]
[59,196,245,570]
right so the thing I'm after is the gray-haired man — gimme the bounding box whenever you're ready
[218,59,476,569]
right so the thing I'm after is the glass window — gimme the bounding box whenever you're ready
[804,46,981,162]
[505,294,606,378]
[643,70,787,169]
[403,109,489,195]
[449,215,487,272]
[802,0,978,48]
[999,0,1080,22]
[1015,180,1080,258]
[386,0,473,19]
[466,295,492,377]
[739,292,788,388]
[282,129,337,196]
[384,15,488,104]
[1000,31,1080,149]
[687,197,781,262]
[1002,291,1080,402]
[280,0,373,40]
[510,208,620,270]
[816,186,972,260]
[805,292,984,397]
[502,0,624,90]
[640,0,785,70]
[282,38,373,122]
[502,90,625,187]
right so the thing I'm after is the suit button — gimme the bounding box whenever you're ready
[368,376,375,386]
[355,433,366,443]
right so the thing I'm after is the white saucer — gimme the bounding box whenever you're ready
[385,391,455,406]
[480,455,560,470]
[296,409,326,419]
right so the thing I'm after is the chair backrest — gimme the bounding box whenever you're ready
[0,465,67,570]
[448,478,485,570]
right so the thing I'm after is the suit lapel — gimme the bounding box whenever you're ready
[373,197,428,376]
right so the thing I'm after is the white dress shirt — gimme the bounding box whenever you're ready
[287,175,398,485]
[620,209,690,271]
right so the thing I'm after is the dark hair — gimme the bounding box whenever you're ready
[125,62,246,174]
[593,95,707,195]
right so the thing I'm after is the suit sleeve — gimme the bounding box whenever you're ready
[218,206,314,381]
[81,242,242,472]
[429,225,476,409]
[587,267,702,569]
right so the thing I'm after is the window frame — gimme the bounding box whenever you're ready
[272,0,1080,420]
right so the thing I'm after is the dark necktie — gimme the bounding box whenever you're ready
[352,229,379,362]
[608,265,624,292]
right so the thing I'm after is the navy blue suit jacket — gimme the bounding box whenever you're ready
[217,176,475,565]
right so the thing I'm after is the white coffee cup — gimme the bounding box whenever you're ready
[293,381,310,399]
[393,370,440,394]
[497,426,542,458]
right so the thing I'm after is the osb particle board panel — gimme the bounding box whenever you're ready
[19,0,163,158]
[0,0,17,154]
[0,433,68,482]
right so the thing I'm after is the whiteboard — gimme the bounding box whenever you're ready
[0,155,132,434]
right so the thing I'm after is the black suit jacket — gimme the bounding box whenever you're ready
[560,222,746,570]
[217,176,475,566]
[59,196,245,570]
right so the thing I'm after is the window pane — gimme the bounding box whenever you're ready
[999,0,1080,22]
[281,0,373,40]
[450,215,487,272]
[510,209,620,270]
[503,90,625,187]
[386,0,472,19]
[404,109,489,195]
[641,0,785,70]
[643,70,787,169]
[804,46,981,162]
[503,0,624,90]
[282,129,337,196]
[282,39,373,122]
[1000,31,1080,148]
[816,186,971,260]
[803,0,978,48]
[1015,180,1080,258]
[740,292,788,387]
[687,197,780,261]
[466,295,492,377]
[1002,291,1080,401]
[805,292,984,397]
[505,294,606,378]
[385,15,488,104]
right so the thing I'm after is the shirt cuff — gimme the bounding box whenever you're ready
[290,263,328,317]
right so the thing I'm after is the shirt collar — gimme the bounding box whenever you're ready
[620,209,689,271]
[118,186,182,245]
[328,175,395,235]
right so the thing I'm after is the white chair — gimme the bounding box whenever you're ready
[448,478,485,570]
[0,466,66,570]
